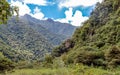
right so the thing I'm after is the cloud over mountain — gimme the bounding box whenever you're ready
[59,0,103,8]
[9,0,103,26]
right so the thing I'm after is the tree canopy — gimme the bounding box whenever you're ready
[0,0,12,24]
[0,0,19,24]
[0,52,15,73]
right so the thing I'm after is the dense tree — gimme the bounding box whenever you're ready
[0,52,15,73]
[0,0,19,24]
[52,39,74,57]
[52,0,120,68]
[0,0,12,24]
[105,46,120,68]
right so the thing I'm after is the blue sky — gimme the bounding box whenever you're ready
[8,0,103,26]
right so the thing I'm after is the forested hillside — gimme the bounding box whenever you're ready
[22,14,76,41]
[1,0,120,74]
[0,14,76,62]
[39,18,76,38]
[52,0,120,68]
[0,18,53,61]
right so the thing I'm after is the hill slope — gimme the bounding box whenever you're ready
[52,0,120,68]
[22,14,76,38]
[0,18,53,61]
[0,14,76,61]
[21,14,69,46]
[39,18,76,38]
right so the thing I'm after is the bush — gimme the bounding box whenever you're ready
[16,61,35,69]
[53,58,65,68]
[105,46,120,68]
[52,39,74,57]
[43,54,53,68]
[75,51,104,66]
[0,52,15,73]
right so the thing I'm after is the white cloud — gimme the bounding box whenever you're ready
[30,7,44,19]
[71,10,88,26]
[11,0,45,19]
[34,7,41,13]
[23,0,47,6]
[56,18,69,23]
[59,0,103,8]
[10,0,89,26]
[11,0,31,16]
[56,8,88,26]
[65,8,73,20]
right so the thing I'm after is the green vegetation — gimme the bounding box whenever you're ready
[0,0,12,24]
[52,0,120,69]
[0,14,75,62]
[0,0,19,24]
[23,14,76,45]
[0,52,15,73]
[52,39,74,57]
[0,0,120,74]
[0,18,53,61]
[0,0,75,63]
[3,63,120,75]
[1,57,120,75]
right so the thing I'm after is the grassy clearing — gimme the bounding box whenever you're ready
[5,68,69,75]
[2,64,120,75]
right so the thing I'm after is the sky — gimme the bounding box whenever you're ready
[7,0,103,26]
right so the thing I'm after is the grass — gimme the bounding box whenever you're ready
[2,64,120,75]
[5,68,69,75]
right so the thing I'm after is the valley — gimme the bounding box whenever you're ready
[0,0,120,75]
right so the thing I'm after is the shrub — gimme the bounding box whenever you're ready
[71,46,106,67]
[53,58,65,68]
[43,54,53,68]
[0,52,15,73]
[105,46,120,68]
[52,39,74,57]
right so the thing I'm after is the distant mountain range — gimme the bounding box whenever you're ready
[22,14,76,39]
[0,14,76,61]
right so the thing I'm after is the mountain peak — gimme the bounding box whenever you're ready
[23,14,32,18]
[46,18,54,23]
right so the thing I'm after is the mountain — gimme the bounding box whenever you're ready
[0,15,76,61]
[40,18,76,38]
[0,18,53,61]
[52,0,120,68]
[22,14,76,38]
[20,15,66,46]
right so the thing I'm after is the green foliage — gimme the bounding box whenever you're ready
[43,54,53,68]
[113,0,120,10]
[44,54,53,64]
[63,54,74,65]
[4,64,120,75]
[52,0,120,68]
[0,52,15,73]
[74,51,103,66]
[0,18,53,62]
[0,0,12,24]
[0,0,20,24]
[52,58,65,69]
[105,46,120,68]
[23,14,76,46]
[0,14,75,63]
[52,39,74,57]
